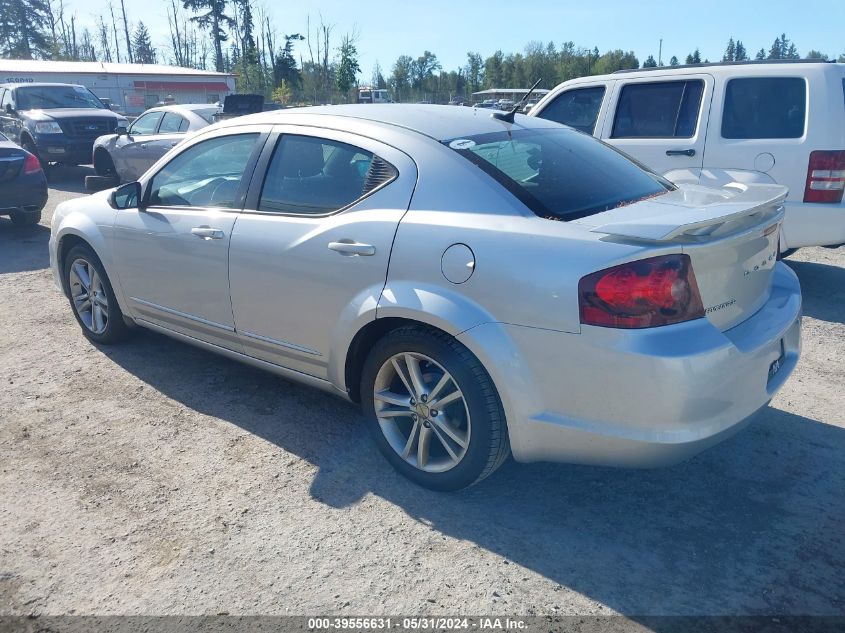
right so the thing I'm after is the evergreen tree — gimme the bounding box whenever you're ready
[755,48,767,60]
[685,48,701,64]
[182,0,233,72]
[669,55,679,66]
[643,54,657,68]
[805,50,828,60]
[132,21,156,64]
[735,40,748,61]
[723,37,736,62]
[273,34,303,91]
[0,0,52,58]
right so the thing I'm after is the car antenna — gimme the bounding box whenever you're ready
[492,78,542,124]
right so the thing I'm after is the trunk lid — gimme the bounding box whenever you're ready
[575,183,787,331]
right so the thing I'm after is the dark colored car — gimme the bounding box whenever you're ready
[0,131,47,225]
[0,83,127,167]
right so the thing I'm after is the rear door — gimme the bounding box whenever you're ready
[598,73,714,183]
[228,126,417,380]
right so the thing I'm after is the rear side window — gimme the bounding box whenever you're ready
[158,112,185,134]
[722,77,806,139]
[536,87,605,134]
[612,80,704,138]
[258,135,397,215]
[445,128,672,221]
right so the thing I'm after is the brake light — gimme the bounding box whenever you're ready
[803,150,845,203]
[23,152,41,175]
[579,254,705,329]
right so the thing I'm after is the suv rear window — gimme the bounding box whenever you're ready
[722,77,806,139]
[536,86,606,134]
[612,80,704,138]
[445,128,672,221]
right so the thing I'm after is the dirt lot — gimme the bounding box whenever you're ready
[1,166,843,617]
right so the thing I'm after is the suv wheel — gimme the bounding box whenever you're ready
[9,209,41,226]
[361,326,510,491]
[63,244,130,344]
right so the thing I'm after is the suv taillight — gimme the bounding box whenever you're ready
[579,254,705,329]
[803,150,845,203]
[23,152,41,175]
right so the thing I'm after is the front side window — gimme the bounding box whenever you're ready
[721,77,806,139]
[15,85,106,110]
[129,111,163,136]
[612,80,704,138]
[258,135,396,215]
[158,112,185,134]
[445,128,672,221]
[148,133,260,208]
[536,86,606,134]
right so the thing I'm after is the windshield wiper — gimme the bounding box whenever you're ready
[492,78,542,124]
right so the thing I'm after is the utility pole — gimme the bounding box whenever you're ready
[658,39,663,66]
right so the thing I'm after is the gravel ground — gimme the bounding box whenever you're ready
[1,166,843,617]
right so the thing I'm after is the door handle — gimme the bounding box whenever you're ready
[328,240,376,256]
[191,227,225,240]
[140,144,147,149]
[666,149,696,157]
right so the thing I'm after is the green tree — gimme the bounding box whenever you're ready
[685,48,701,64]
[723,37,736,62]
[805,50,828,60]
[182,0,234,72]
[643,54,657,67]
[465,51,483,96]
[592,50,638,75]
[483,50,504,87]
[0,0,52,58]
[755,48,766,60]
[335,33,360,100]
[390,54,413,102]
[371,60,386,88]
[273,34,303,92]
[669,55,679,66]
[412,50,440,90]
[132,22,156,64]
[271,79,292,104]
[735,40,748,61]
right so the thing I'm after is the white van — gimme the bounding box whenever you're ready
[530,60,845,251]
[358,87,392,104]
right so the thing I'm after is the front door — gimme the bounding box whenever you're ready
[597,73,714,184]
[228,127,417,380]
[111,110,163,181]
[112,128,267,350]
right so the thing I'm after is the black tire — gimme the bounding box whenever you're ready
[9,208,41,226]
[93,149,117,178]
[85,174,120,192]
[63,243,130,344]
[360,326,510,491]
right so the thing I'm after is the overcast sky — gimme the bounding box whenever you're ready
[72,0,844,78]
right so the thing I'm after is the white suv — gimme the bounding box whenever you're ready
[530,60,845,251]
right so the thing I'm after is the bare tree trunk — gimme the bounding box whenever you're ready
[120,0,133,63]
[166,0,184,66]
[109,2,121,63]
[70,14,78,59]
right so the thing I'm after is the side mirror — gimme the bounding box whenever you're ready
[109,181,142,210]
[115,125,128,136]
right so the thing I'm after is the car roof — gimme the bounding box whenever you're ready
[143,103,219,115]
[219,104,559,141]
[0,82,87,89]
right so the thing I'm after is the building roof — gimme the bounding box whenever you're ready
[0,59,232,78]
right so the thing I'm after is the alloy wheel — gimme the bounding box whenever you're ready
[373,352,471,473]
[68,258,109,334]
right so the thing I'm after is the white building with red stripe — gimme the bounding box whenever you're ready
[0,60,235,115]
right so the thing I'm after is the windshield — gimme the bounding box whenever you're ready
[15,86,106,110]
[444,128,673,221]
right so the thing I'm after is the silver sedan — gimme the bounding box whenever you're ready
[91,103,220,184]
[49,105,802,490]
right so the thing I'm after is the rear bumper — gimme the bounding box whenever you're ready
[458,262,802,467]
[0,171,48,214]
[780,200,845,249]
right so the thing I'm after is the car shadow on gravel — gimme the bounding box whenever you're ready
[0,219,50,273]
[786,259,845,325]
[103,328,845,616]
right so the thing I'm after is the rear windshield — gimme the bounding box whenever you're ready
[194,108,220,124]
[444,128,672,221]
[15,85,106,110]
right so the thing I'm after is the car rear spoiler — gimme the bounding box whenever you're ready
[587,183,788,242]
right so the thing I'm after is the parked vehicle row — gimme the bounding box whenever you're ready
[531,60,845,251]
[50,103,801,490]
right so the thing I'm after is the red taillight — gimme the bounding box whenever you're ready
[579,254,705,329]
[803,150,845,203]
[23,152,42,175]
